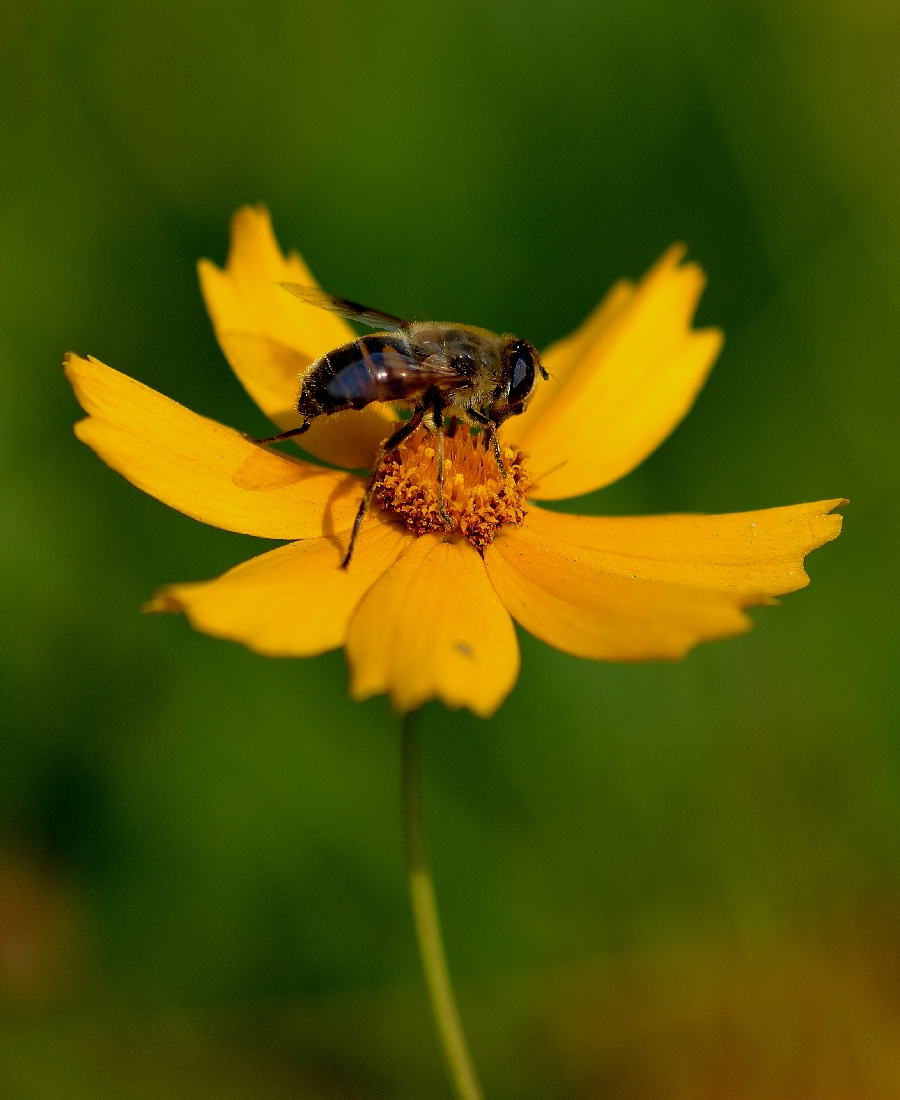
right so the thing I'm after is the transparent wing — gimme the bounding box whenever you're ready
[279,284,408,331]
[322,337,474,405]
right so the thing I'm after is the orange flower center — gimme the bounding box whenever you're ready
[374,424,529,551]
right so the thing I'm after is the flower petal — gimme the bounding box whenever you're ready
[509,246,723,500]
[511,278,636,439]
[523,499,846,595]
[65,353,361,538]
[485,521,767,662]
[146,513,414,657]
[346,534,520,717]
[198,204,396,467]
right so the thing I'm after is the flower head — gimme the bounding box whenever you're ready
[375,425,529,549]
[65,206,844,717]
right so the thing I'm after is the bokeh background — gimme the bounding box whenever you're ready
[1,0,897,1096]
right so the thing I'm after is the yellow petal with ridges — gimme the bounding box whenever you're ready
[512,278,635,438]
[146,513,414,657]
[524,499,845,595]
[198,204,396,468]
[509,246,723,500]
[346,534,520,717]
[65,353,361,539]
[485,521,766,662]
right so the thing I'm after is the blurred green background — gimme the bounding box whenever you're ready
[1,0,897,1096]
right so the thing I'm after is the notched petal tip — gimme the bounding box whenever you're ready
[514,244,725,500]
[142,591,183,614]
[812,496,847,534]
[523,497,847,599]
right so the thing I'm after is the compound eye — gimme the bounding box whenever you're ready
[507,344,536,406]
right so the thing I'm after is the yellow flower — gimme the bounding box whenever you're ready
[64,206,844,717]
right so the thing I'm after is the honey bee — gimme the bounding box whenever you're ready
[258,284,548,567]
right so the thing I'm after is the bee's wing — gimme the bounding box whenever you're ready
[279,284,408,331]
[319,337,475,405]
[378,353,475,398]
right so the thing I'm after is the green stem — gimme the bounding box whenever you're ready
[402,711,485,1100]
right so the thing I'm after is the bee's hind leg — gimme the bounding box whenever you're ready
[250,421,311,445]
[341,407,426,569]
[435,422,452,530]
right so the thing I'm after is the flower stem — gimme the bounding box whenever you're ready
[401,710,485,1100]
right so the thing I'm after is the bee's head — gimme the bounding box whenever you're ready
[489,338,548,424]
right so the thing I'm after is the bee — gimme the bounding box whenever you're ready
[258,284,549,567]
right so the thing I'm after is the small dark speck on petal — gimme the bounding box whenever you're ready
[456,641,473,657]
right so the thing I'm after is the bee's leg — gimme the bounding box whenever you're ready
[465,409,507,478]
[491,429,507,479]
[480,419,506,478]
[250,421,311,445]
[434,418,452,530]
[341,407,426,569]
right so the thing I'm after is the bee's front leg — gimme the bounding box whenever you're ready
[477,415,506,477]
[470,410,506,479]
[490,426,507,479]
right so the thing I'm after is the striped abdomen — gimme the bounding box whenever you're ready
[298,334,436,419]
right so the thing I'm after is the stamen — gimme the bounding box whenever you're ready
[374,424,529,551]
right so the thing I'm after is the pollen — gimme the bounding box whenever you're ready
[374,424,529,551]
